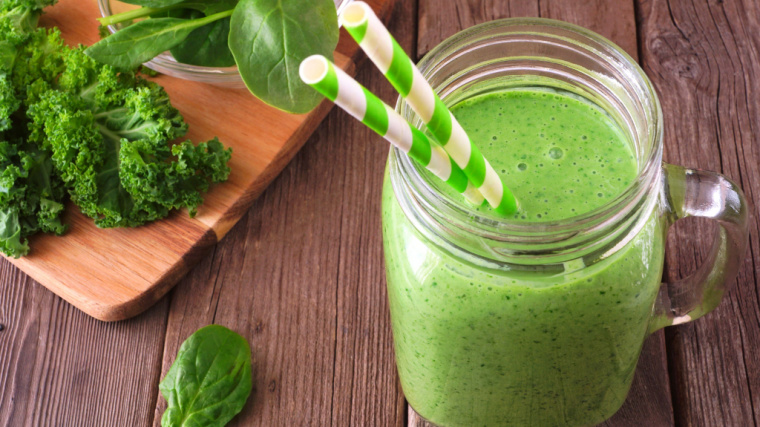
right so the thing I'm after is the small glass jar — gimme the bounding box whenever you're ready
[382,18,748,427]
[97,0,354,88]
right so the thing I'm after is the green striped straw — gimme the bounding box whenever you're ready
[299,55,484,205]
[340,2,518,216]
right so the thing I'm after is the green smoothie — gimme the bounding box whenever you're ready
[382,89,665,426]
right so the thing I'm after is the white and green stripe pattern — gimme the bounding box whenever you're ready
[340,2,518,216]
[299,55,484,204]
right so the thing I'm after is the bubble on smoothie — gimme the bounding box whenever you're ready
[517,162,527,171]
[548,147,564,159]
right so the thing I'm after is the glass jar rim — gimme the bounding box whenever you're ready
[391,17,664,243]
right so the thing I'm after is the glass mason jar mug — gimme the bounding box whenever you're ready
[381,19,749,427]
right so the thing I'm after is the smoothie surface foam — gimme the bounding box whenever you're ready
[427,88,638,221]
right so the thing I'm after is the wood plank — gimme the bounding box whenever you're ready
[151,0,414,424]
[636,0,760,425]
[412,1,674,426]
[418,0,637,59]
[0,261,170,425]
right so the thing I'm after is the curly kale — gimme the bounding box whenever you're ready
[29,47,231,227]
[0,73,66,257]
[0,0,56,37]
[0,135,67,257]
[0,4,67,257]
[0,0,232,256]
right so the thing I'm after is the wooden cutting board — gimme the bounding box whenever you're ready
[3,0,394,321]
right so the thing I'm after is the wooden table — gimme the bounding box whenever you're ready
[1,0,759,425]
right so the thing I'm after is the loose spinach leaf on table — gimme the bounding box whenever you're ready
[86,10,232,70]
[228,0,339,114]
[163,9,235,67]
[159,325,252,427]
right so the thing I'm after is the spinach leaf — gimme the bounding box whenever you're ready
[86,10,232,70]
[167,9,236,67]
[159,325,252,427]
[228,0,339,114]
[179,0,239,16]
[101,0,239,27]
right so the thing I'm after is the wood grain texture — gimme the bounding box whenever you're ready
[150,0,414,424]
[637,0,760,425]
[1,0,378,321]
[0,262,170,426]
[412,1,675,426]
[418,0,636,59]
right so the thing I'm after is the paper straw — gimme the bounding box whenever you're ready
[340,2,518,216]
[299,55,484,205]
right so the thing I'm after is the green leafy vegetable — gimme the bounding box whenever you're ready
[28,47,232,227]
[86,10,233,70]
[178,0,239,16]
[0,0,68,257]
[89,0,340,114]
[97,0,239,27]
[159,325,253,427]
[166,9,235,67]
[229,0,338,114]
[0,138,67,257]
[0,0,57,36]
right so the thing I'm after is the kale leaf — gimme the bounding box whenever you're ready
[0,2,67,257]
[28,47,231,228]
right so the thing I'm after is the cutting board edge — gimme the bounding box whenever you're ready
[4,225,218,321]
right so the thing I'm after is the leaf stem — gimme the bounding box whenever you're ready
[98,6,169,27]
[98,6,234,28]
[187,9,235,26]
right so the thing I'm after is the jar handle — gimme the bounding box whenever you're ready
[648,163,749,333]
